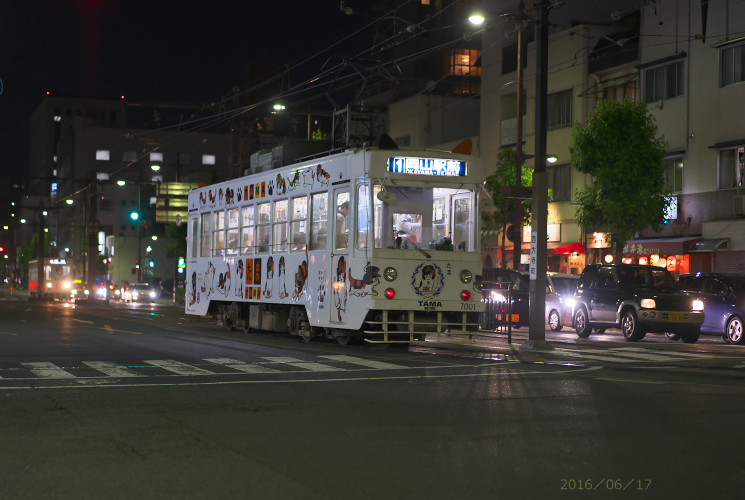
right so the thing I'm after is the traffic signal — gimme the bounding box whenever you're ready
[129,210,140,221]
[149,259,155,268]
[0,246,4,252]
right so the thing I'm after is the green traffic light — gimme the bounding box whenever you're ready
[129,211,140,221]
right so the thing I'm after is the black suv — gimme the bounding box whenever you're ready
[573,264,704,343]
[479,268,529,330]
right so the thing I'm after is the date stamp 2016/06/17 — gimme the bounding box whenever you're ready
[560,479,652,492]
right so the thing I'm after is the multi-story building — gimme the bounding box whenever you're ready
[26,94,232,287]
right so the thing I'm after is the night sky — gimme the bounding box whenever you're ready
[0,0,370,181]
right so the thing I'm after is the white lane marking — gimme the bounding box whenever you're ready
[21,362,76,379]
[262,356,345,372]
[204,358,281,374]
[319,355,406,370]
[613,348,724,359]
[553,352,642,363]
[143,359,214,376]
[82,361,145,378]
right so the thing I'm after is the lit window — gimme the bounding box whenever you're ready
[226,208,239,255]
[451,49,482,77]
[273,200,288,252]
[150,152,163,162]
[96,150,110,161]
[212,211,225,257]
[290,196,308,252]
[241,206,255,255]
[202,155,216,165]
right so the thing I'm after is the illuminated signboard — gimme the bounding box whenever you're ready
[49,259,68,265]
[388,157,467,176]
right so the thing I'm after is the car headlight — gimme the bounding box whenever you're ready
[692,299,704,311]
[640,298,656,309]
[150,291,157,299]
[459,269,473,283]
[491,291,507,302]
[133,292,139,299]
[84,289,90,295]
[564,298,576,310]
[383,267,397,281]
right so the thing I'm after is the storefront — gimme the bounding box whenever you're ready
[622,236,701,277]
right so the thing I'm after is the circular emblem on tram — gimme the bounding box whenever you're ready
[411,263,445,299]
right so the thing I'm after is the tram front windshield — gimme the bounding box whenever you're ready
[373,184,476,252]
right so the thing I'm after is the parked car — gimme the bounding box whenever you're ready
[479,268,529,330]
[121,283,159,303]
[572,264,705,342]
[677,272,745,345]
[545,273,580,331]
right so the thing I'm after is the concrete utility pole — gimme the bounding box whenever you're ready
[513,0,526,271]
[524,0,551,350]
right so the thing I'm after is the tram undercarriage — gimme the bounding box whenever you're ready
[212,301,480,345]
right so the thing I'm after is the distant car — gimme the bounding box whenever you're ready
[69,282,90,303]
[677,272,745,345]
[121,283,158,303]
[572,264,705,343]
[479,268,529,330]
[545,273,580,332]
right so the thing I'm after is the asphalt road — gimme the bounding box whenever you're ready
[1,298,744,499]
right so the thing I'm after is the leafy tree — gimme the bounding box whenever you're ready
[482,148,533,268]
[570,99,670,255]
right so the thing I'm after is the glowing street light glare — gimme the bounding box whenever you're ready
[272,103,286,111]
[547,154,558,164]
[468,14,485,25]
[66,199,74,205]
[150,164,161,172]
[117,180,126,186]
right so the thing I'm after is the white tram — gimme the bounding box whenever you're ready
[185,146,485,343]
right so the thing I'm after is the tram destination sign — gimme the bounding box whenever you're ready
[388,157,467,177]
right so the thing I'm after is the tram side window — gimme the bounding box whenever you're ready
[256,202,271,253]
[241,205,255,255]
[291,196,308,251]
[335,191,350,250]
[273,199,288,252]
[226,208,239,255]
[310,192,328,250]
[189,217,198,259]
[200,213,211,257]
[356,183,370,249]
[213,211,225,256]
[453,197,474,251]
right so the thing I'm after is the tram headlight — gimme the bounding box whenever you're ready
[383,267,397,281]
[459,269,473,284]
[385,288,396,299]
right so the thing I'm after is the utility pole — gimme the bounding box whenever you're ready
[525,0,551,349]
[512,0,526,271]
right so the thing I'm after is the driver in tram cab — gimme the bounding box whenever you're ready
[454,211,468,251]
[336,201,349,248]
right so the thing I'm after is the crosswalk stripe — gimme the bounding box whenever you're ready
[319,355,406,370]
[612,348,719,359]
[262,356,345,372]
[204,358,281,374]
[21,362,76,379]
[143,359,215,376]
[82,361,145,377]
[554,352,643,363]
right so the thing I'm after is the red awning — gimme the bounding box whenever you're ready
[553,242,586,255]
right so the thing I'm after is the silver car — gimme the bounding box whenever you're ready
[545,273,579,331]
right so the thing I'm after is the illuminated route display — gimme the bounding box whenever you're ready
[387,157,467,176]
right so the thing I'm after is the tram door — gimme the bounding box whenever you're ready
[331,189,350,323]
[451,193,474,252]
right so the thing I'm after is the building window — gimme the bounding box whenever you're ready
[721,42,745,87]
[200,213,211,257]
[451,49,482,77]
[548,163,571,201]
[150,152,163,162]
[643,61,684,102]
[96,150,110,161]
[202,154,216,165]
[123,151,137,162]
[718,147,745,189]
[664,157,684,193]
[273,199,288,252]
[548,89,572,129]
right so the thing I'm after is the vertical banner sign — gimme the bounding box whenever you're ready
[530,230,538,280]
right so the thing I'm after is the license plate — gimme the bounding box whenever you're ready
[668,312,685,321]
[498,314,520,322]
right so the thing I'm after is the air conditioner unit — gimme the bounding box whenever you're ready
[734,195,745,216]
